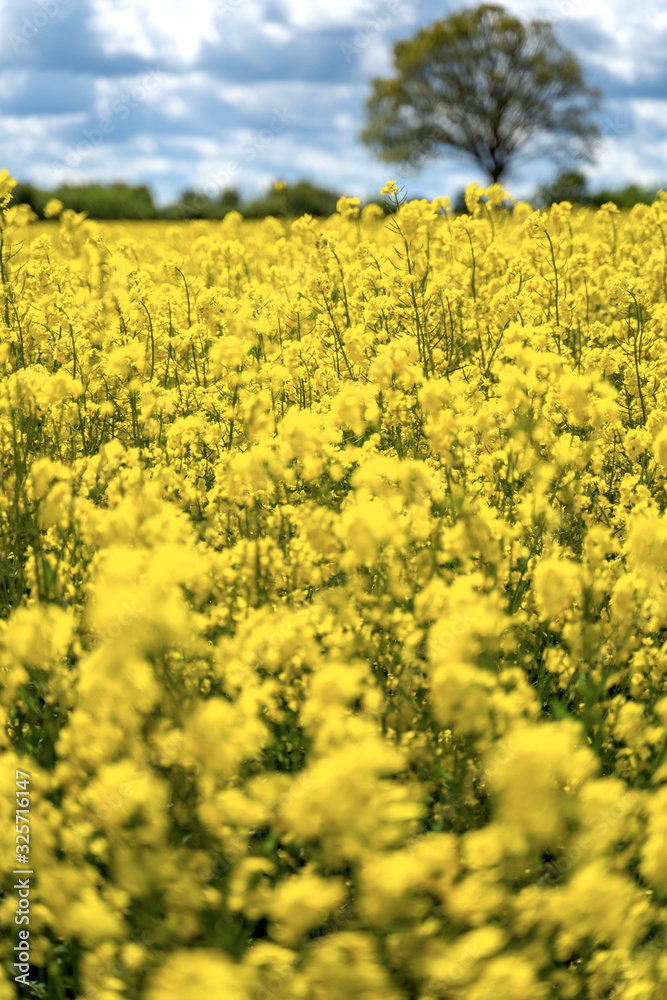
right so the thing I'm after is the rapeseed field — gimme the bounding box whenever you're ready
[2,168,667,998]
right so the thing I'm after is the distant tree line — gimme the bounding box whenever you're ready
[9,173,664,222]
[11,179,387,221]
[533,170,660,210]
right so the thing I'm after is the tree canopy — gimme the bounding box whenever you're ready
[361,3,602,183]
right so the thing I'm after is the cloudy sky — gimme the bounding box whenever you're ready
[1,0,665,205]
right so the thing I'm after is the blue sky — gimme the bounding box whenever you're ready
[1,0,666,206]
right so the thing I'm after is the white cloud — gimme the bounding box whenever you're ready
[210,0,266,47]
[261,21,293,45]
[355,35,396,75]
[276,0,378,30]
[162,95,190,119]
[134,135,158,154]
[92,68,168,120]
[628,99,667,128]
[505,0,622,33]
[585,51,640,86]
[585,139,667,190]
[505,0,667,83]
[332,111,355,131]
[0,112,87,140]
[0,70,29,100]
[216,84,261,112]
[88,0,219,63]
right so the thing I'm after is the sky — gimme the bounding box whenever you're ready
[0,0,665,206]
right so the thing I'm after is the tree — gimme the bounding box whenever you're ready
[588,183,659,209]
[242,181,341,219]
[535,169,590,207]
[361,4,601,184]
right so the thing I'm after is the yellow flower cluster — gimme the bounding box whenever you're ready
[2,174,667,997]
